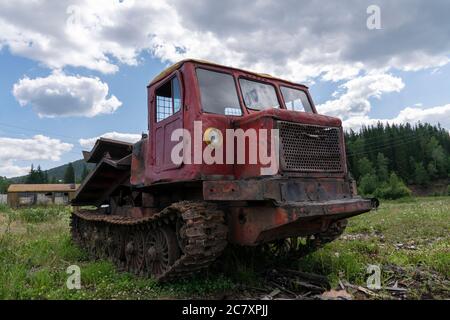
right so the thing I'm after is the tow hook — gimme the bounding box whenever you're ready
[371,198,380,209]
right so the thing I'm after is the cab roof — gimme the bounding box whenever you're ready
[148,59,309,89]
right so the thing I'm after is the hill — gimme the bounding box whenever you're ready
[9,159,95,184]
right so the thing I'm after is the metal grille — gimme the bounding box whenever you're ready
[278,121,344,172]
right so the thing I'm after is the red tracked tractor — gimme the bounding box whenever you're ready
[71,59,378,282]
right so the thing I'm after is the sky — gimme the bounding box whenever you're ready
[0,0,450,177]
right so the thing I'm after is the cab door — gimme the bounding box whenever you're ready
[152,73,183,173]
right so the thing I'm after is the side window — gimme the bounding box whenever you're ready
[156,76,182,122]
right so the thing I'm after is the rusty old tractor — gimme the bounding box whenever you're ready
[70,59,378,282]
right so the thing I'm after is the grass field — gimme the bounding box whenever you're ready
[0,197,448,300]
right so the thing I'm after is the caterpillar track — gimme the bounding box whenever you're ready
[70,201,228,282]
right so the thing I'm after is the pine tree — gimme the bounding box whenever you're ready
[431,144,446,175]
[0,176,10,193]
[447,156,450,177]
[26,164,33,183]
[414,162,429,186]
[64,163,76,184]
[427,162,438,179]
[81,164,90,181]
[26,164,39,183]
[376,153,389,182]
[357,157,374,176]
[36,165,44,183]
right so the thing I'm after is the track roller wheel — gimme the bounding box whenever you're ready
[125,231,145,275]
[144,226,180,277]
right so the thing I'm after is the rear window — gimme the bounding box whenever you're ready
[196,68,242,116]
[281,86,313,113]
[239,79,279,110]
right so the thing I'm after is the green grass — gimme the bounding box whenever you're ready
[294,197,450,298]
[0,205,235,299]
[0,198,448,300]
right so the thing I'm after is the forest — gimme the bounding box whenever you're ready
[346,122,450,198]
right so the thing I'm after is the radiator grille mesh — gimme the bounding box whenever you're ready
[278,121,344,172]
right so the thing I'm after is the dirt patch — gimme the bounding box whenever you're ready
[0,213,27,235]
[409,179,450,196]
[341,232,385,242]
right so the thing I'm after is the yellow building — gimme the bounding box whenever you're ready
[7,184,79,207]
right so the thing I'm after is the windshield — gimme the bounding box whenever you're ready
[239,79,279,110]
[281,86,313,113]
[196,68,243,116]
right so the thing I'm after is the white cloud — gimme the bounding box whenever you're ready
[317,73,405,118]
[343,104,450,131]
[318,72,450,134]
[12,72,122,118]
[1,0,450,143]
[394,104,450,127]
[79,132,142,150]
[0,161,30,178]
[0,135,73,177]
[0,1,449,82]
[342,116,386,131]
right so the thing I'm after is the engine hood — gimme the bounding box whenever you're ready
[233,108,342,128]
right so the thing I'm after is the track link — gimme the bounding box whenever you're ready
[70,201,228,282]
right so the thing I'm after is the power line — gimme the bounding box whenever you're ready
[345,123,448,147]
[346,133,422,154]
[347,134,422,157]
[0,122,81,142]
[0,124,86,159]
[347,136,421,157]
[348,131,424,149]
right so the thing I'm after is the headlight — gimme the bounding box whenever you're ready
[203,127,223,148]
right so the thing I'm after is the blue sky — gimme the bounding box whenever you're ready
[0,50,161,140]
[0,0,449,177]
[0,50,163,174]
[311,64,450,118]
